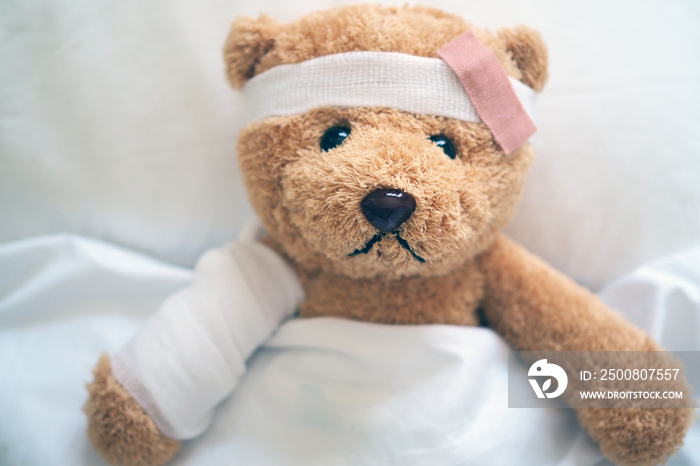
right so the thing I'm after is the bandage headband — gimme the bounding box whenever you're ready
[242,32,537,155]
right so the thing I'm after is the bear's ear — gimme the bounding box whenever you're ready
[497,26,548,92]
[223,15,281,89]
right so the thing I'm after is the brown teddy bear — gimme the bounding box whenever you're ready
[84,5,694,466]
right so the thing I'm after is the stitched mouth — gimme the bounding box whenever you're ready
[348,231,425,263]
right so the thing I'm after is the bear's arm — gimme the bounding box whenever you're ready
[477,234,653,352]
[84,241,304,465]
[477,234,694,466]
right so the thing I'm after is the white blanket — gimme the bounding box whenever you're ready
[1,234,699,465]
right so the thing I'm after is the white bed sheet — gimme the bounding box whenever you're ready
[1,234,698,465]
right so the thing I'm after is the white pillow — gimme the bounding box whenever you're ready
[1,0,698,288]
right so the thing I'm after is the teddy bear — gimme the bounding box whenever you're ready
[84,4,694,466]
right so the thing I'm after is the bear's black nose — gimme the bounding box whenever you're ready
[360,189,416,232]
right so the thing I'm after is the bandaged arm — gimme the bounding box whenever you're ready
[110,241,304,439]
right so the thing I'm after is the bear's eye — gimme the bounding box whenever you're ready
[320,126,351,152]
[429,135,456,159]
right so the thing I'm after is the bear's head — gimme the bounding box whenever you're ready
[224,5,547,281]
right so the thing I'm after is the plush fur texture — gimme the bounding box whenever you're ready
[85,4,693,466]
[84,355,180,466]
[224,4,545,90]
[478,236,695,465]
[239,107,533,282]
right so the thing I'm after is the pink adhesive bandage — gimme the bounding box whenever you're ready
[438,32,537,155]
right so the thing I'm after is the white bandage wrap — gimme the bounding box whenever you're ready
[111,240,304,439]
[242,51,537,125]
